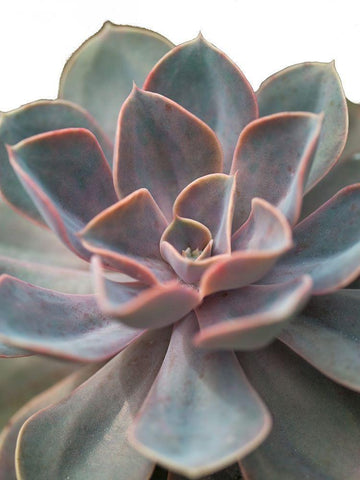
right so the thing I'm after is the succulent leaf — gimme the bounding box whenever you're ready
[257,62,348,192]
[8,128,118,260]
[239,341,360,480]
[114,88,223,220]
[279,289,360,391]
[264,184,360,293]
[59,23,174,142]
[340,99,360,162]
[194,276,312,350]
[80,189,174,284]
[92,256,201,329]
[144,34,258,172]
[173,173,236,255]
[16,328,171,480]
[130,313,271,478]
[0,275,143,362]
[231,112,323,230]
[0,100,112,226]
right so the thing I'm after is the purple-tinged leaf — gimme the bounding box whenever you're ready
[114,88,223,220]
[173,174,236,254]
[263,184,360,293]
[279,289,360,392]
[0,365,98,480]
[0,275,143,362]
[59,22,174,141]
[0,100,112,226]
[231,112,322,230]
[130,313,271,478]
[301,157,360,218]
[0,356,77,430]
[93,256,201,329]
[8,128,118,260]
[80,189,174,284]
[340,99,360,162]
[167,463,242,480]
[160,216,218,284]
[144,34,258,172]
[195,276,312,350]
[16,328,171,480]
[200,199,292,296]
[238,341,360,480]
[257,62,348,192]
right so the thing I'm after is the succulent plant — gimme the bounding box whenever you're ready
[0,22,360,480]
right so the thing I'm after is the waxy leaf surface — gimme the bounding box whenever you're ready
[0,275,143,362]
[9,128,118,260]
[144,35,258,172]
[231,112,322,230]
[279,289,360,391]
[340,100,360,161]
[264,184,360,293]
[195,276,312,350]
[130,314,271,478]
[0,100,112,225]
[115,88,222,220]
[59,23,174,141]
[257,62,348,191]
[239,342,360,480]
[17,328,171,480]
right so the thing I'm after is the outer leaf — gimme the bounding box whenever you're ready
[93,257,201,329]
[17,328,172,480]
[114,88,223,220]
[238,341,360,480]
[59,22,174,141]
[231,112,322,230]
[0,356,77,431]
[0,100,112,225]
[0,341,29,358]
[0,365,98,480]
[173,174,236,255]
[279,289,360,392]
[8,128,118,260]
[130,313,271,479]
[194,276,312,350]
[0,275,143,362]
[340,100,360,161]
[257,61,348,191]
[80,189,173,284]
[264,184,360,293]
[144,34,258,172]
[200,199,292,296]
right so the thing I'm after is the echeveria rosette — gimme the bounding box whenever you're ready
[0,23,359,480]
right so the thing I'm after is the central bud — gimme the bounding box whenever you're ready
[182,247,202,260]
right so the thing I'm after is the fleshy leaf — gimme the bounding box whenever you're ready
[238,341,360,480]
[264,184,360,293]
[0,341,30,358]
[160,216,217,284]
[231,112,322,229]
[279,289,360,392]
[0,100,112,226]
[0,365,98,480]
[200,199,292,296]
[340,99,360,162]
[195,276,312,350]
[93,256,201,329]
[114,88,223,220]
[0,275,143,362]
[301,157,360,218]
[16,328,171,480]
[130,313,271,478]
[257,61,348,191]
[80,189,173,284]
[8,128,118,260]
[144,34,258,172]
[59,22,174,141]
[173,174,236,254]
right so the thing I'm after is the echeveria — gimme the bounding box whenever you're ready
[0,22,359,480]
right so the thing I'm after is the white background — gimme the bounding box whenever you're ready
[1,0,359,112]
